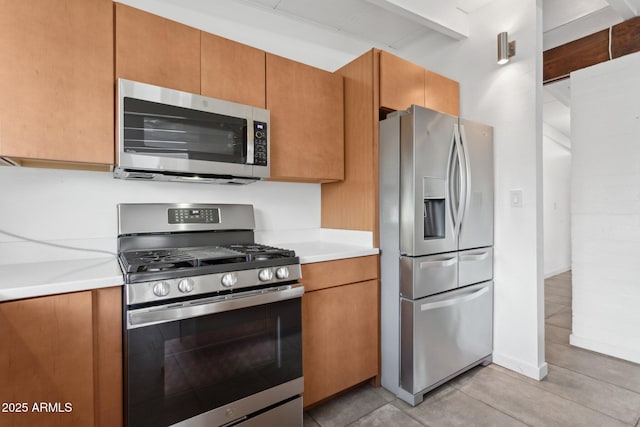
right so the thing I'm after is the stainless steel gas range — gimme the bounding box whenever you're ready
[117,203,304,427]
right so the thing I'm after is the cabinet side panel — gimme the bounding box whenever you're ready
[94,287,123,427]
[322,49,377,231]
[0,292,95,426]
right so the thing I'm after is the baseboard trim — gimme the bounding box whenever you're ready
[492,353,548,380]
[570,334,640,364]
[544,267,571,279]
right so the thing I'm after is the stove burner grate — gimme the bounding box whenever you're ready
[120,244,297,275]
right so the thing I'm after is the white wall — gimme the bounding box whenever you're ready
[543,130,571,277]
[0,167,320,263]
[570,51,640,364]
[409,0,547,379]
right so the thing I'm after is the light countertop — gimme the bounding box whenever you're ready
[280,241,378,264]
[0,257,123,302]
[255,228,379,264]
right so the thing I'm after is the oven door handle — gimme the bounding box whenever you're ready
[127,286,304,329]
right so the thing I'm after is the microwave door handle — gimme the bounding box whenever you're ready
[246,118,255,165]
[127,286,304,329]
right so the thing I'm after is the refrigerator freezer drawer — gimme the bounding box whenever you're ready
[400,253,458,299]
[458,247,493,287]
[400,281,493,397]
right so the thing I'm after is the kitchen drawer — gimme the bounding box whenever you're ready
[400,281,493,396]
[458,247,493,287]
[301,255,378,292]
[400,252,457,299]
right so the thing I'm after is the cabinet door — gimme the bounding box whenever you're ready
[0,292,95,426]
[266,54,344,182]
[201,33,265,108]
[0,0,113,165]
[0,287,122,427]
[115,3,200,94]
[302,279,379,407]
[425,69,460,116]
[379,51,424,111]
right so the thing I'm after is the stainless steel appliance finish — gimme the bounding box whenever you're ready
[115,79,270,184]
[118,203,303,427]
[399,281,493,402]
[380,105,494,406]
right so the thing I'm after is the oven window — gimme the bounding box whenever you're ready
[123,97,247,164]
[125,297,302,427]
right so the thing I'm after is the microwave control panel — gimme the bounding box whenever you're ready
[253,121,268,166]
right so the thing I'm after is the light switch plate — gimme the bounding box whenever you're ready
[510,189,523,208]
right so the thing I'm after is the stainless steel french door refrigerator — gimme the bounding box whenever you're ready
[380,105,494,405]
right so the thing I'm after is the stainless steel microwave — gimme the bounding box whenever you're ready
[114,79,270,184]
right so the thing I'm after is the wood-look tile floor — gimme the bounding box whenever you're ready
[303,272,640,426]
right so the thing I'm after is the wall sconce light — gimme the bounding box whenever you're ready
[497,32,516,64]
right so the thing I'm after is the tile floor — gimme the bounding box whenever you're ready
[303,272,640,426]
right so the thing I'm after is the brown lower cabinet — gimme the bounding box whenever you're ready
[0,287,122,427]
[301,255,379,407]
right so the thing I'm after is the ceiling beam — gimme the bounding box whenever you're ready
[365,0,469,40]
[605,0,640,19]
[543,16,640,83]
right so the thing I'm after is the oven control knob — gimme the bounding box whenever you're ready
[152,281,170,297]
[259,268,274,282]
[221,273,238,288]
[178,279,194,293]
[275,266,290,280]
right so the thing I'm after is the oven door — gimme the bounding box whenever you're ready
[125,286,303,427]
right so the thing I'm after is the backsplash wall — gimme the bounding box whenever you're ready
[0,166,320,247]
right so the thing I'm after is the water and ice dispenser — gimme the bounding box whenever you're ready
[423,177,445,240]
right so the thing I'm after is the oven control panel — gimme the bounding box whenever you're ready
[126,263,302,306]
[168,208,220,224]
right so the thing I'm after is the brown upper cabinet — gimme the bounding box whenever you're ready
[379,51,425,111]
[379,51,459,116]
[0,0,113,166]
[201,33,266,108]
[115,3,201,94]
[266,54,344,182]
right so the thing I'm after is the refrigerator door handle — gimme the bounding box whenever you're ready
[458,124,472,231]
[459,251,490,262]
[420,285,490,312]
[419,257,457,269]
[452,125,465,238]
[446,127,458,228]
